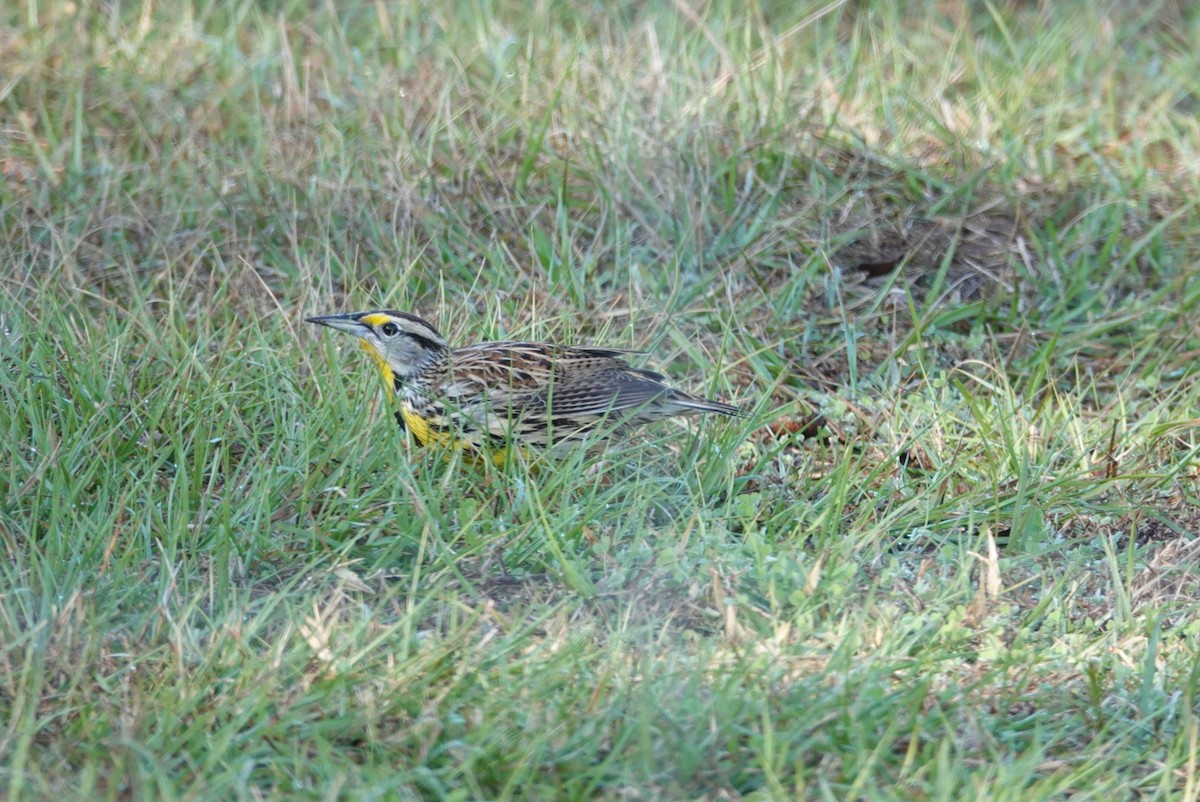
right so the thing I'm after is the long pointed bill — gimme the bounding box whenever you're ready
[306,313,371,338]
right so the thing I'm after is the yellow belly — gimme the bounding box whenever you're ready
[360,341,519,467]
[398,403,451,448]
[402,402,531,467]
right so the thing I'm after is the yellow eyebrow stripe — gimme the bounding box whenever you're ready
[358,313,393,327]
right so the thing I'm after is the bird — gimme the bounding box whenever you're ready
[306,309,745,462]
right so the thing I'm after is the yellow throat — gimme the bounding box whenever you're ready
[358,340,396,399]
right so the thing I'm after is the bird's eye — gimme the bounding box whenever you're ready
[380,322,400,337]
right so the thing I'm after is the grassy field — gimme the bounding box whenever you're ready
[3,0,1200,798]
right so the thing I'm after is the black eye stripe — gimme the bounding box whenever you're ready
[408,332,442,352]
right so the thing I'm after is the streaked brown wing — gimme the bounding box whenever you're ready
[519,371,669,418]
[443,342,556,397]
[441,341,669,429]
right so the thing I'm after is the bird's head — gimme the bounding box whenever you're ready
[307,310,448,383]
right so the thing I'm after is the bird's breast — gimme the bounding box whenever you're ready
[398,403,436,446]
[399,400,465,450]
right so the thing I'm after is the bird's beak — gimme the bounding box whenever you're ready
[306,313,370,338]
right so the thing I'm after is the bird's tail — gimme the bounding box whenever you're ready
[667,393,747,418]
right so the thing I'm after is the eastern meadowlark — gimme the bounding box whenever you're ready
[307,310,744,460]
